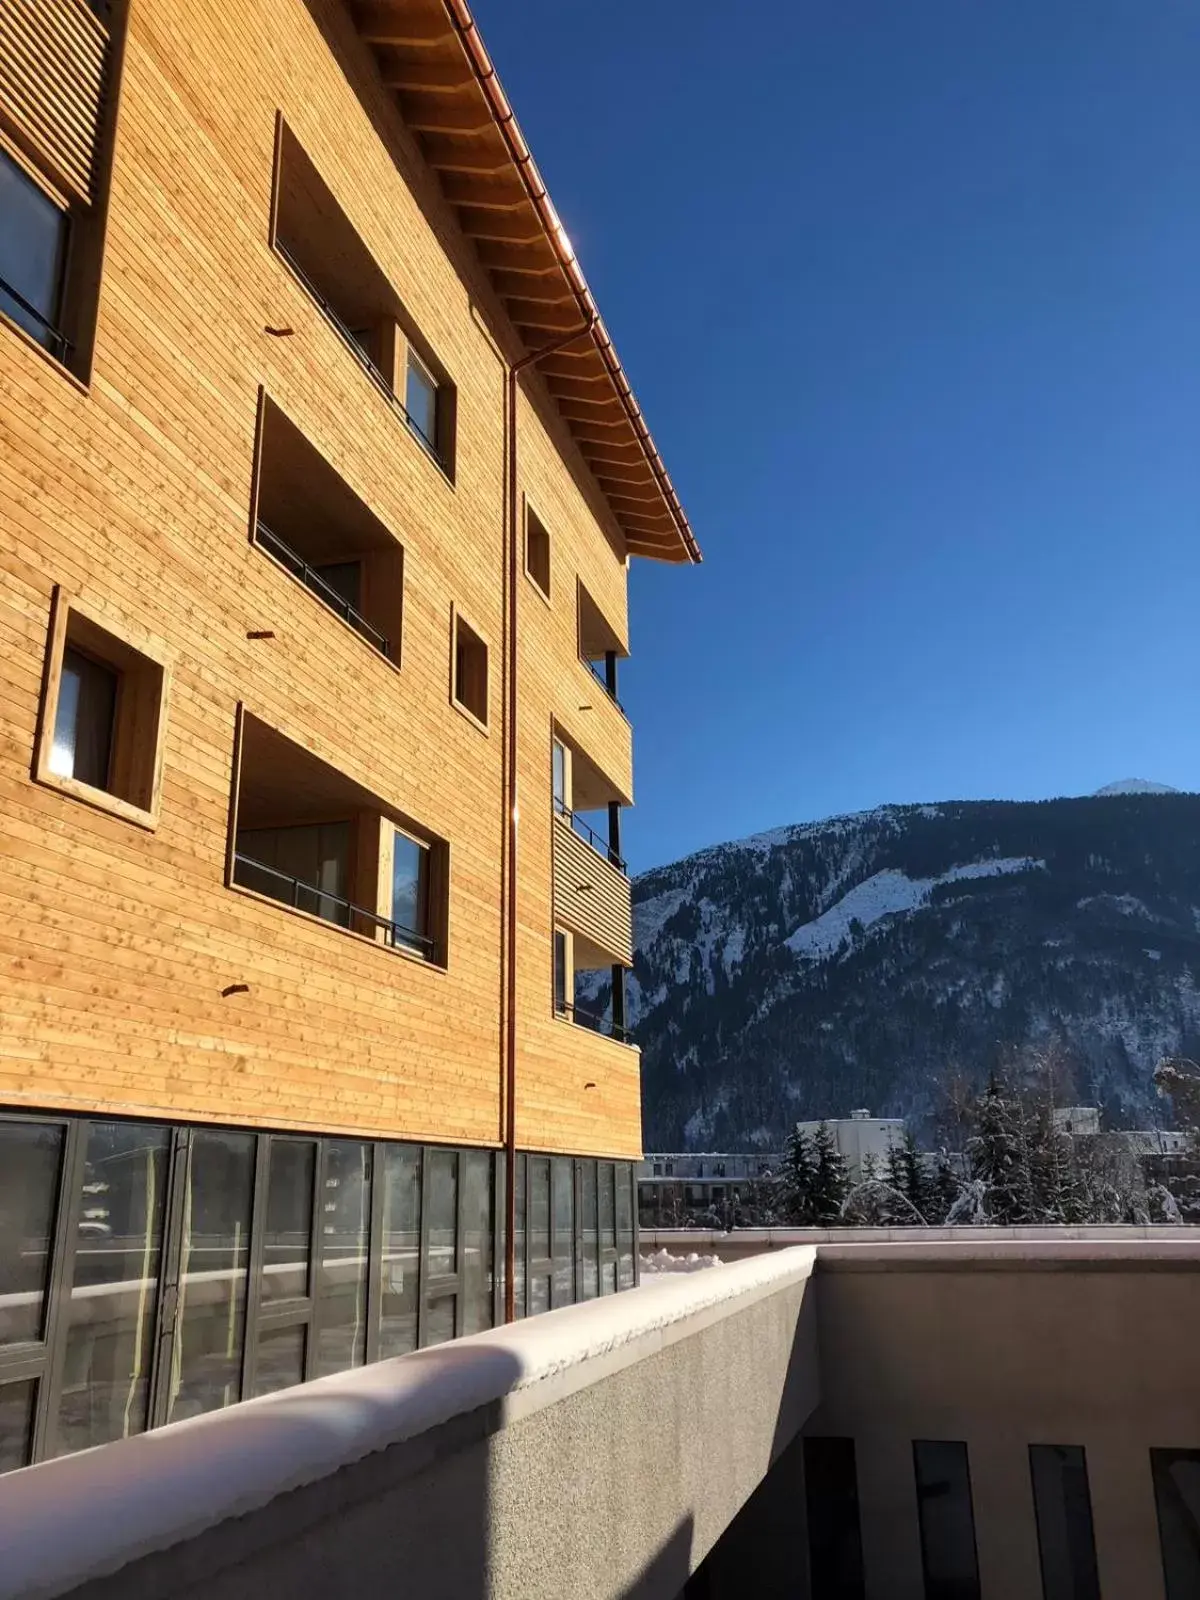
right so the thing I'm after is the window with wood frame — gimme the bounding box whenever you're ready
[0,1,127,379]
[270,118,456,476]
[525,506,551,599]
[34,589,169,829]
[451,611,488,729]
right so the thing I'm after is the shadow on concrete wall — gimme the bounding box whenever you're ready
[680,1279,821,1600]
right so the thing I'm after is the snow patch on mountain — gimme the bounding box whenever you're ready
[1078,893,1161,921]
[785,858,1045,962]
[1094,779,1179,796]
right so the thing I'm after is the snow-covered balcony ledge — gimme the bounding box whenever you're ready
[0,1249,818,1600]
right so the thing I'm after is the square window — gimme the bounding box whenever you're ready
[452,610,488,729]
[525,507,550,599]
[35,589,169,829]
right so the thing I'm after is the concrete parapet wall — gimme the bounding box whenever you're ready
[0,1249,818,1600]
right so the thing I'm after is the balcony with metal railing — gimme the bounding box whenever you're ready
[251,395,404,666]
[0,273,72,365]
[255,522,391,659]
[232,854,433,957]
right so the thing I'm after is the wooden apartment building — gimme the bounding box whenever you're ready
[0,0,698,1472]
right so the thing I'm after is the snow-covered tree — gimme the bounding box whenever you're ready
[810,1121,851,1223]
[777,1126,819,1225]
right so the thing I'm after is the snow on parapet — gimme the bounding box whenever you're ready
[785,857,1045,962]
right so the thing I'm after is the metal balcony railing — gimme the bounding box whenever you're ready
[553,796,626,875]
[274,240,447,473]
[0,274,71,363]
[233,854,434,957]
[255,522,391,658]
[582,655,625,714]
[554,998,634,1046]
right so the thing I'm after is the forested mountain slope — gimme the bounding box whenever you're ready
[602,794,1200,1148]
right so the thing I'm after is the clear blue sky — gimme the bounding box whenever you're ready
[475,0,1200,872]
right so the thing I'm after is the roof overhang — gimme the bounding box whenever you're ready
[347,0,701,564]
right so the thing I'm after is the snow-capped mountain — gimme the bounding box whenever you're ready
[598,793,1200,1149]
[1093,779,1179,796]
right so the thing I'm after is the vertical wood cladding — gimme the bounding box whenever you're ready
[0,0,651,1160]
[552,816,633,967]
[0,0,109,201]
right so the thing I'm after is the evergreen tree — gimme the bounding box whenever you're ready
[777,1126,819,1225]
[810,1121,851,1223]
[930,1150,962,1223]
[966,1075,1028,1223]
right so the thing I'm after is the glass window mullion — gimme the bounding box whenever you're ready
[416,1146,431,1350]
[30,1118,86,1463]
[240,1134,271,1403]
[366,1141,386,1364]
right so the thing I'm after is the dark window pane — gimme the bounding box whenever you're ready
[461,1151,493,1336]
[392,831,430,950]
[315,1141,371,1377]
[914,1441,981,1600]
[528,1157,550,1316]
[0,1121,63,1346]
[253,1324,306,1398]
[423,1148,458,1348]
[1030,1445,1100,1600]
[236,822,350,927]
[55,1123,169,1455]
[425,1297,454,1348]
[50,648,118,790]
[170,1131,255,1421]
[0,148,67,351]
[0,1380,37,1476]
[579,1160,598,1300]
[405,353,438,449]
[379,1144,421,1359]
[552,1159,573,1308]
[313,559,362,612]
[804,1437,866,1600]
[616,1163,634,1290]
[599,1162,617,1295]
[513,1153,526,1319]
[1152,1449,1200,1600]
[262,1140,315,1309]
[553,931,567,1014]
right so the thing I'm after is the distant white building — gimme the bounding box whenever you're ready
[794,1109,905,1178]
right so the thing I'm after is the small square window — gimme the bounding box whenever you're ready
[525,507,550,600]
[452,610,488,730]
[35,589,169,829]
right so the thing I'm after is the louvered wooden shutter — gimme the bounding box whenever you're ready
[0,0,109,202]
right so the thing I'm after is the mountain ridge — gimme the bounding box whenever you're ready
[602,793,1200,1149]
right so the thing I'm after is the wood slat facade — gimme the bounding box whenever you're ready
[0,0,109,201]
[0,0,695,1168]
[552,816,634,968]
